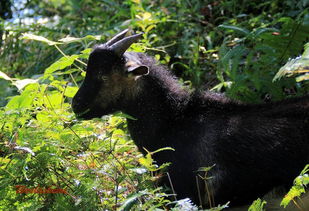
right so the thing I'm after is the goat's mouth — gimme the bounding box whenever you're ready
[73,106,118,120]
[73,106,104,120]
[75,108,91,119]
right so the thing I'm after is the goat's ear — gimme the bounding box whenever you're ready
[127,65,149,77]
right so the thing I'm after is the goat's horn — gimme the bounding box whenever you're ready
[105,29,129,47]
[110,33,143,56]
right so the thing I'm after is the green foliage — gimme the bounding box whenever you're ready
[280,165,309,208]
[2,0,309,102]
[215,16,309,102]
[248,198,267,211]
[0,0,309,210]
[0,34,173,210]
[274,42,309,82]
[138,147,174,172]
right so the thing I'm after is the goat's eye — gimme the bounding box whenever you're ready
[101,76,108,81]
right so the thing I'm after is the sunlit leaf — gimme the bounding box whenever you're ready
[130,168,147,174]
[0,71,12,81]
[58,36,84,43]
[14,146,35,156]
[80,48,92,59]
[45,55,79,74]
[13,79,38,91]
[6,95,32,110]
[151,147,174,154]
[281,165,309,208]
[113,112,137,120]
[5,83,39,109]
[21,33,61,45]
[296,73,309,82]
[131,0,140,3]
[274,58,309,80]
[64,86,78,98]
[142,12,152,20]
[248,198,267,211]
[138,154,154,169]
[198,164,216,172]
[58,35,101,44]
[303,42,309,59]
[43,91,63,108]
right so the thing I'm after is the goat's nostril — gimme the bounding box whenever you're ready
[71,100,79,111]
[76,108,91,117]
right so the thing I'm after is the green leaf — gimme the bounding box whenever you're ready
[130,168,147,174]
[64,86,78,98]
[248,198,267,211]
[303,42,309,59]
[296,73,309,82]
[45,55,79,74]
[5,83,39,109]
[139,154,154,170]
[13,79,38,91]
[58,35,101,43]
[254,27,279,37]
[119,191,147,211]
[21,33,61,45]
[198,164,216,172]
[274,42,309,81]
[6,95,33,110]
[151,147,175,154]
[79,48,92,59]
[280,165,309,208]
[114,112,137,120]
[139,147,174,171]
[43,91,63,108]
[0,71,12,81]
[58,36,85,43]
[36,112,52,123]
[218,24,250,35]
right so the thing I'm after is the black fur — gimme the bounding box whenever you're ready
[72,46,309,207]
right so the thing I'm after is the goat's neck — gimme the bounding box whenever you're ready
[121,72,189,152]
[123,72,188,120]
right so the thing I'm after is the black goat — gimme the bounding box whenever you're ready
[72,30,309,208]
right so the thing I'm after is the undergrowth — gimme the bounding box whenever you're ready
[0,0,309,210]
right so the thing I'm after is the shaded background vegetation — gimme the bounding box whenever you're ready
[0,0,308,210]
[1,0,309,102]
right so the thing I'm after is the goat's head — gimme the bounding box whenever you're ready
[72,29,149,119]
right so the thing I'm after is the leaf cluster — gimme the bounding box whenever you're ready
[0,0,308,210]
